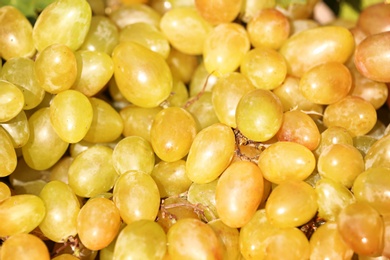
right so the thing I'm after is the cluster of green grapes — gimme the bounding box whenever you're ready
[0,0,390,259]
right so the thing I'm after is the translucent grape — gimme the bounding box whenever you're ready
[239,0,276,23]
[195,0,242,25]
[0,80,24,123]
[314,126,353,157]
[208,219,240,260]
[365,134,390,169]
[0,182,11,202]
[108,4,161,29]
[50,156,73,184]
[189,62,218,97]
[185,92,220,131]
[166,47,199,84]
[187,179,219,221]
[166,76,189,107]
[0,233,50,260]
[357,3,390,36]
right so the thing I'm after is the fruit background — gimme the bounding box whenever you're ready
[0,0,390,259]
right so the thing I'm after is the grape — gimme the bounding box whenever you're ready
[239,0,276,23]
[167,218,224,260]
[353,135,378,156]
[216,161,264,228]
[0,233,50,260]
[187,179,219,221]
[382,214,390,258]
[365,134,390,169]
[108,4,161,29]
[166,47,199,84]
[0,80,23,123]
[32,0,92,52]
[185,92,220,131]
[189,62,218,97]
[258,141,316,184]
[195,0,242,25]
[112,42,173,108]
[166,76,189,107]
[150,107,197,162]
[0,194,45,237]
[208,219,240,260]
[0,6,35,60]
[186,123,235,184]
[149,0,195,15]
[50,156,73,184]
[0,182,11,202]
[52,254,80,260]
[50,89,93,143]
[77,197,121,250]
[314,126,353,157]
[236,89,284,142]
[356,3,390,36]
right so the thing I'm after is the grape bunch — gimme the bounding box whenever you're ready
[0,0,390,259]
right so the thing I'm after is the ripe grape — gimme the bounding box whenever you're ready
[0,233,50,260]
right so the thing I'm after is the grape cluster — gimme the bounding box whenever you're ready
[0,0,390,259]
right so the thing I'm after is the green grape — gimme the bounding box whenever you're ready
[77,197,121,250]
[72,50,114,97]
[49,156,73,184]
[265,180,318,228]
[315,177,355,221]
[318,143,364,188]
[22,108,69,171]
[246,8,290,50]
[257,141,316,184]
[0,182,11,202]
[299,62,352,105]
[208,219,240,260]
[112,42,173,108]
[83,97,124,143]
[151,107,197,162]
[195,0,242,25]
[68,145,118,198]
[239,0,276,23]
[276,110,321,151]
[240,46,287,90]
[119,22,170,59]
[337,201,384,256]
[166,47,199,84]
[34,43,77,94]
[0,80,24,123]
[365,134,390,169]
[185,92,220,131]
[236,89,283,142]
[113,170,160,224]
[114,219,167,259]
[79,15,119,55]
[151,159,192,198]
[0,57,45,110]
[167,218,224,260]
[203,22,250,74]
[290,19,319,36]
[120,104,162,142]
[309,222,354,259]
[1,110,29,149]
[0,6,35,60]
[352,167,390,215]
[166,76,189,107]
[0,233,50,260]
[189,62,218,97]
[186,123,235,184]
[314,126,353,157]
[39,180,80,242]
[108,4,161,29]
[32,0,92,52]
[323,96,377,137]
[353,135,378,156]
[187,179,219,221]
[160,7,212,55]
[279,26,355,77]
[50,89,93,143]
[112,136,155,175]
[211,72,255,128]
[216,161,264,228]
[0,194,45,237]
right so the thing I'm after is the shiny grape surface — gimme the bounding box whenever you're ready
[1,0,390,258]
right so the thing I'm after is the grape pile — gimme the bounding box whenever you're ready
[0,0,390,259]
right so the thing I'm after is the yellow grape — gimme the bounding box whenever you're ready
[0,182,11,202]
[236,89,284,142]
[0,233,50,260]
[0,194,45,237]
[39,181,80,242]
[113,170,160,224]
[167,76,189,107]
[68,145,118,198]
[357,3,390,36]
[34,44,77,94]
[240,46,287,90]
[309,222,354,260]
[323,96,377,137]
[22,108,69,171]
[166,47,199,84]
[353,135,378,157]
[0,80,24,123]
[112,136,155,175]
[72,50,114,97]
[279,26,355,77]
[337,201,384,256]
[207,219,240,260]
[186,123,235,184]
[52,254,79,260]
[314,126,353,157]
[203,22,250,74]
[167,218,224,260]
[382,214,390,258]
[50,90,93,143]
[32,0,92,52]
[189,61,218,96]
[265,180,318,228]
[185,92,220,131]
[365,134,390,169]
[112,42,173,108]
[299,62,352,105]
[195,0,242,25]
[211,72,255,128]
[216,161,264,228]
[77,197,121,250]
[257,141,316,184]
[187,179,219,221]
[0,6,35,60]
[83,97,124,143]
[5,111,30,149]
[352,167,390,215]
[318,143,365,188]
[239,0,276,23]
[49,156,73,184]
[108,4,161,29]
[150,107,197,162]
[160,7,212,55]
[114,219,167,259]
